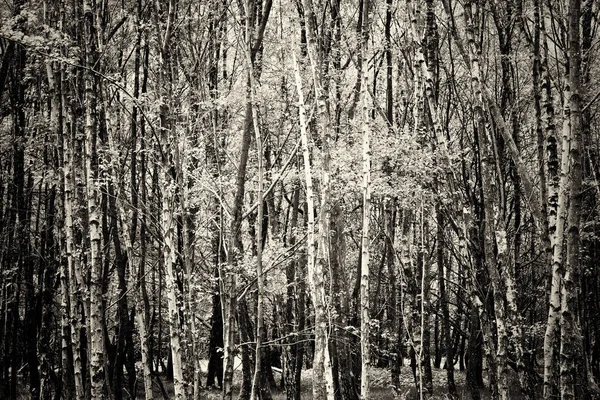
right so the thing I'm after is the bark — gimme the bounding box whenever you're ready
[82,0,105,395]
[359,0,371,397]
[560,1,583,398]
[63,93,85,400]
[53,59,75,399]
[294,1,337,396]
[292,50,334,400]
[530,0,551,278]
[159,118,186,400]
[294,209,307,400]
[418,217,433,398]
[540,1,561,397]
[543,18,576,400]
[153,0,187,396]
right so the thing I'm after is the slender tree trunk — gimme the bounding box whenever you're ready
[359,0,371,397]
[159,118,186,400]
[292,50,334,400]
[154,0,186,396]
[82,1,104,395]
[560,1,583,398]
[63,94,85,400]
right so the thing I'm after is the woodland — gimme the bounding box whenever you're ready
[1,0,600,398]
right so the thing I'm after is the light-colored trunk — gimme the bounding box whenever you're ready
[85,86,104,400]
[359,0,371,398]
[63,116,85,400]
[154,0,186,395]
[292,51,334,400]
[417,211,428,400]
[161,165,186,399]
[399,212,421,391]
[542,2,576,392]
[156,57,186,400]
[292,0,335,392]
[559,1,583,398]
[359,30,371,400]
[180,154,201,400]
[47,58,72,397]
[407,13,428,394]
[543,92,571,400]
[157,124,186,398]
[82,1,104,393]
[135,299,154,400]
[407,0,446,153]
[539,4,560,398]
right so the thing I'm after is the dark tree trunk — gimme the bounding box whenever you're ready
[207,271,224,388]
[467,305,483,400]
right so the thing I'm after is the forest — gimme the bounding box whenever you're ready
[1,0,599,398]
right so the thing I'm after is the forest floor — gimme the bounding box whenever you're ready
[162,363,527,400]
[15,361,528,399]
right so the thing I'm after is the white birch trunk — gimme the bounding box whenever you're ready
[61,78,85,400]
[360,29,371,400]
[543,84,571,399]
[154,0,186,395]
[47,59,72,397]
[559,1,583,398]
[161,166,186,399]
[82,1,104,391]
[292,51,334,400]
[292,0,335,392]
[85,83,104,400]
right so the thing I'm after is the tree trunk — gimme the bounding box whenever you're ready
[359,0,371,397]
[292,50,334,400]
[560,1,583,398]
[82,0,105,395]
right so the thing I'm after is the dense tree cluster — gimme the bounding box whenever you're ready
[1,0,599,399]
